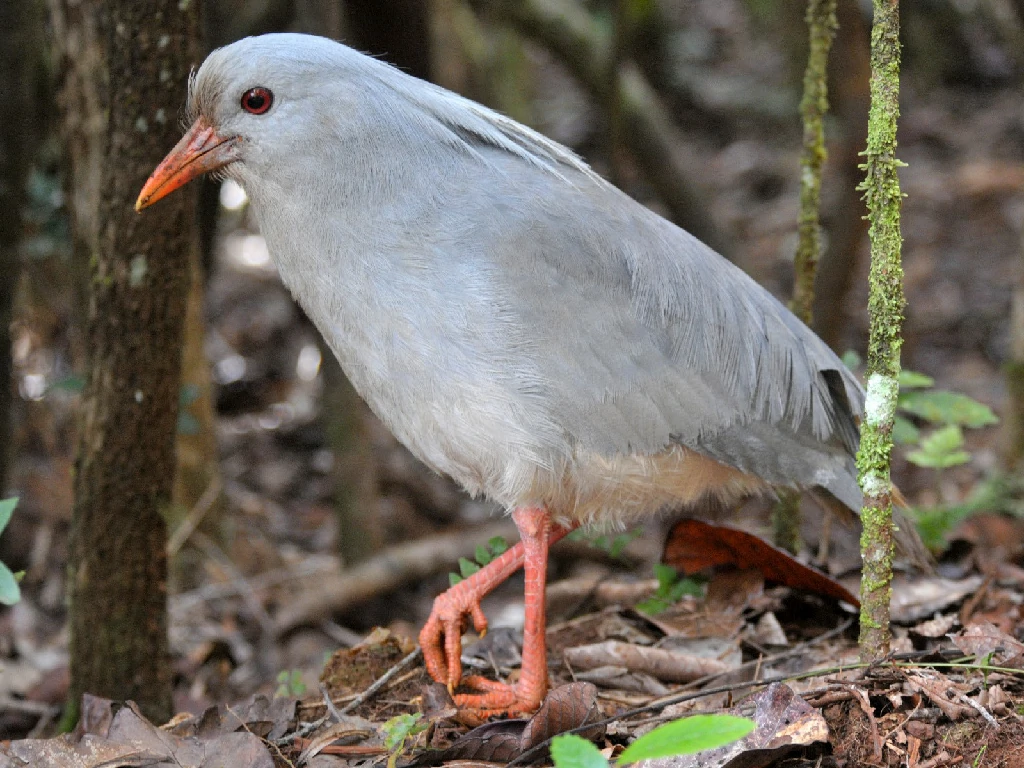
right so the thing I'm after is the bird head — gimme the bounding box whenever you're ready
[135,34,370,211]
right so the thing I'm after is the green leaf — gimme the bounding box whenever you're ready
[458,557,480,578]
[667,577,702,602]
[636,596,670,615]
[475,544,492,566]
[899,391,998,428]
[46,374,85,394]
[383,713,426,751]
[608,529,642,558]
[177,411,201,435]
[907,425,971,469]
[898,370,935,390]
[488,536,508,555]
[653,563,677,593]
[550,734,608,768]
[179,383,201,407]
[617,715,755,764]
[840,349,862,371]
[0,497,18,536]
[449,572,462,587]
[0,562,21,605]
[892,416,920,445]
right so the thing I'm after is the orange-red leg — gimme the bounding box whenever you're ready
[419,507,574,716]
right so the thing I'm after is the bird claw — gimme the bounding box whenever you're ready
[420,582,490,691]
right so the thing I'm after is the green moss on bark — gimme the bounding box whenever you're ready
[790,0,838,326]
[856,0,905,663]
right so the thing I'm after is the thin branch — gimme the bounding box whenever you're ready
[856,0,906,661]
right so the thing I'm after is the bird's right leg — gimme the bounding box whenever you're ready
[419,517,575,697]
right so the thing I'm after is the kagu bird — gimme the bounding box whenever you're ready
[138,33,927,717]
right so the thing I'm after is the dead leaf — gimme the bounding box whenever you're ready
[633,683,828,768]
[520,682,603,748]
[0,696,275,768]
[950,622,1024,668]
[889,575,985,623]
[413,683,603,765]
[564,641,732,683]
[662,520,860,606]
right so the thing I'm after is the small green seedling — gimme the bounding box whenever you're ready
[566,527,643,559]
[550,713,754,767]
[275,669,307,698]
[0,498,23,606]
[449,536,508,586]
[636,564,702,615]
[382,712,429,768]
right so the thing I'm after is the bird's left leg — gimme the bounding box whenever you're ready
[419,506,573,716]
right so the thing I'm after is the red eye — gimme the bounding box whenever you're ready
[241,87,273,115]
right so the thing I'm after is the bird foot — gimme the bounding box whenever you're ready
[452,675,544,719]
[419,542,527,691]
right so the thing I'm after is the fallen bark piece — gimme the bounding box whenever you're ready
[632,683,828,768]
[564,640,732,683]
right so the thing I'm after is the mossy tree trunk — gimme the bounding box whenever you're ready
[856,0,905,662]
[61,0,199,724]
[773,0,838,554]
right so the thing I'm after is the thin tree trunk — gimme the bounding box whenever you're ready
[857,0,905,662]
[812,0,871,350]
[773,0,839,554]
[60,0,199,725]
[0,1,45,494]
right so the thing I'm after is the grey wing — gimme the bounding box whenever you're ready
[487,170,865,509]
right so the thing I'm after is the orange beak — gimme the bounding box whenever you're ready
[135,117,240,211]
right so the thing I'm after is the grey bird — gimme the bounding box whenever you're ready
[137,33,927,716]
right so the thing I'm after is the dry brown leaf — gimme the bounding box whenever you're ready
[950,621,1024,668]
[417,683,603,765]
[564,640,731,683]
[0,696,276,768]
[662,519,860,606]
[520,682,603,748]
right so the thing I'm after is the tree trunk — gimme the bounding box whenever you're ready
[59,0,199,725]
[857,0,904,662]
[811,0,871,350]
[0,1,45,494]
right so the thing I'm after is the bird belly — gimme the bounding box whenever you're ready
[527,444,769,529]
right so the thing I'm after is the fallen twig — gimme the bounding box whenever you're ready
[274,521,518,633]
[339,647,423,716]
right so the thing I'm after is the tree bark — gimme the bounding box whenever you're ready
[857,0,904,662]
[59,0,199,724]
[0,1,45,494]
[811,0,871,350]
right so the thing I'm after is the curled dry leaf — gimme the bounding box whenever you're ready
[662,519,860,606]
[564,641,732,684]
[520,682,604,748]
